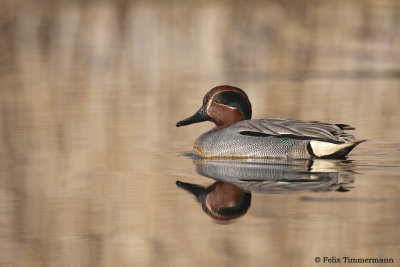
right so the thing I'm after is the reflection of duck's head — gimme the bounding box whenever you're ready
[176,180,251,221]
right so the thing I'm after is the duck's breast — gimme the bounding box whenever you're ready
[193,123,310,158]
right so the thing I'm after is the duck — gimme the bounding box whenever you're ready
[176,85,365,159]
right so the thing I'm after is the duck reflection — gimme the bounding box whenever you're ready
[177,158,354,221]
[176,181,251,221]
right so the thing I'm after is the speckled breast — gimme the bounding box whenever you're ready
[193,125,312,158]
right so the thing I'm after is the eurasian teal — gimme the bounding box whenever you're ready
[176,85,365,159]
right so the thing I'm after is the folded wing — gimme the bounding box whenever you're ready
[237,118,356,143]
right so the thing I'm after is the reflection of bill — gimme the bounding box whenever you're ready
[176,181,251,222]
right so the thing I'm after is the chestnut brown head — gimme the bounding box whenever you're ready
[176,85,252,130]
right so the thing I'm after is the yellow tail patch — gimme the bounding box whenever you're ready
[310,140,352,157]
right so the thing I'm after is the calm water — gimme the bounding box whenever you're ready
[1,1,400,266]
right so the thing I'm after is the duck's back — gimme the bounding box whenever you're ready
[193,119,364,159]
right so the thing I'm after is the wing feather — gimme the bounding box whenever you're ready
[236,118,355,143]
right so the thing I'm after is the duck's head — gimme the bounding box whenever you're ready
[176,85,252,130]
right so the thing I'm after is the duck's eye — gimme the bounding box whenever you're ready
[214,98,224,104]
[212,91,252,120]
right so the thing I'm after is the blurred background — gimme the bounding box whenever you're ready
[0,0,399,266]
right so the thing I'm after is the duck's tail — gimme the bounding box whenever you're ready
[309,139,366,159]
